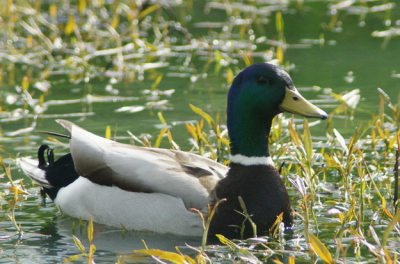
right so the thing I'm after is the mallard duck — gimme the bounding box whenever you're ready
[20,63,327,239]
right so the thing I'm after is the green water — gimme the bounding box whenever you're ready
[1,0,399,263]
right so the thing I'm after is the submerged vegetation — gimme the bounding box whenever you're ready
[1,0,400,263]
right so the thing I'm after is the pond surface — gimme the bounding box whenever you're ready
[1,0,399,263]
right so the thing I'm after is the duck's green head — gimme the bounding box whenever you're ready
[227,63,327,158]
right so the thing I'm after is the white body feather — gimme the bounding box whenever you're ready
[19,120,229,236]
[56,177,204,236]
[61,120,227,210]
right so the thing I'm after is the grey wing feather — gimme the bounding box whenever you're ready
[56,119,228,209]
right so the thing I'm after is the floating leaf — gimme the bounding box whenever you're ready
[135,249,190,264]
[341,89,360,109]
[216,234,262,264]
[62,254,84,263]
[115,106,145,113]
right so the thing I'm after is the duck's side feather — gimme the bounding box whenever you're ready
[56,177,204,236]
[56,119,228,210]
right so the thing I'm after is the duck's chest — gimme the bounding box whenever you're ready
[209,163,292,238]
[216,164,288,201]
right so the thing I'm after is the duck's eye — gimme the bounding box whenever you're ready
[257,76,270,85]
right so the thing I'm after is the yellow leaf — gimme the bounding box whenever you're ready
[324,153,340,167]
[242,53,252,67]
[138,5,160,20]
[337,212,345,223]
[62,254,84,263]
[151,74,163,90]
[154,128,168,148]
[381,195,386,209]
[302,119,313,162]
[288,121,301,146]
[22,76,29,91]
[216,234,239,250]
[111,15,119,29]
[185,124,198,139]
[8,187,29,195]
[65,15,76,36]
[275,11,284,32]
[158,111,167,124]
[88,217,94,244]
[226,68,234,85]
[89,244,96,255]
[26,35,32,47]
[105,125,111,139]
[220,137,230,147]
[309,233,334,264]
[72,235,86,254]
[78,0,86,15]
[383,208,393,218]
[189,104,215,129]
[135,249,188,264]
[49,4,57,20]
[39,94,45,105]
[0,156,6,172]
[276,46,283,64]
[216,234,261,263]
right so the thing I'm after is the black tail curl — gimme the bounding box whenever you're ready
[37,145,79,200]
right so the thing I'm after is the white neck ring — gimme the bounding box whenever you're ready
[229,154,274,166]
